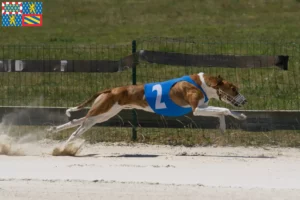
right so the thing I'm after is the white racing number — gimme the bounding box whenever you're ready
[152,84,167,109]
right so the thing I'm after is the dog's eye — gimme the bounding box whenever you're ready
[232,87,236,92]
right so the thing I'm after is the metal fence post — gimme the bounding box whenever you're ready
[131,40,138,140]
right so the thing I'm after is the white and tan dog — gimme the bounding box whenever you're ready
[48,72,247,146]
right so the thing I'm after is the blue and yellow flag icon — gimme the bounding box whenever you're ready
[1,2,43,27]
[23,2,42,14]
[2,14,22,26]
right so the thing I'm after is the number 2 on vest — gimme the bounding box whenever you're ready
[152,84,167,109]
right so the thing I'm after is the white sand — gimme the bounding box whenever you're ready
[0,139,300,200]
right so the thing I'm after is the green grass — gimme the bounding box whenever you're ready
[0,40,299,110]
[0,0,300,146]
[0,1,299,110]
[1,0,300,45]
[0,65,299,110]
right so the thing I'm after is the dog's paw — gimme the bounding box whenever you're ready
[239,113,247,120]
[46,126,56,132]
[230,111,247,120]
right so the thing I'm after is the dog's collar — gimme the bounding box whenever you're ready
[198,73,209,103]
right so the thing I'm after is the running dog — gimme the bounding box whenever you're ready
[48,72,247,146]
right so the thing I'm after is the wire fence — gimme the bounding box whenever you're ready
[0,38,299,146]
[0,39,299,110]
[0,44,133,107]
[136,38,300,111]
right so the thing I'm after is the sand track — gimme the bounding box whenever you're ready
[0,140,300,199]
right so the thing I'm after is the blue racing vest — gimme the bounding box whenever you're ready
[144,76,209,117]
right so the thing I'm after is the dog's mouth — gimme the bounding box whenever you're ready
[219,90,247,107]
[233,99,247,107]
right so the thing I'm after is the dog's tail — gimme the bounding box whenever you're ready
[65,89,111,117]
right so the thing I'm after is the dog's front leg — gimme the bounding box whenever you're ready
[194,106,247,120]
[218,115,226,134]
[193,106,246,133]
[193,106,227,133]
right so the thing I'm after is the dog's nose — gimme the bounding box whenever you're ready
[242,99,247,104]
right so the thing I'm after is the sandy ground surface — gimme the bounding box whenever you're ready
[0,137,300,200]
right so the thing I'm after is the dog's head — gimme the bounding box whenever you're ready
[207,75,247,107]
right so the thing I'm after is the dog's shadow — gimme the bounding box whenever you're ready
[76,154,160,158]
[76,153,275,159]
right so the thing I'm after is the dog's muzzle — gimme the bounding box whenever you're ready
[219,90,247,107]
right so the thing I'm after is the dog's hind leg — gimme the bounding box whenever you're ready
[63,117,96,145]
[48,92,113,134]
[63,103,123,146]
[47,117,86,133]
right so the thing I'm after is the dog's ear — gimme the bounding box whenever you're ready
[208,75,223,88]
[217,75,223,85]
[206,75,224,88]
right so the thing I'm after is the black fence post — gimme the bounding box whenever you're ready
[131,40,138,141]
